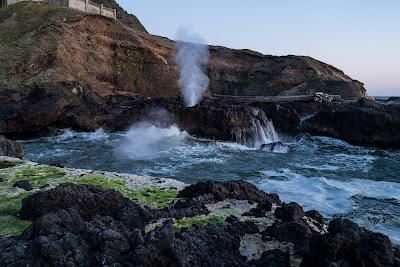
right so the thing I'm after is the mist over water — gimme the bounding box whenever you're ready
[116,108,186,160]
[175,27,210,107]
[117,122,186,160]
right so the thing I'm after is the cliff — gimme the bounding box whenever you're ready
[0,2,366,99]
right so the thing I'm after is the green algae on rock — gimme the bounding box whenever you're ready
[0,191,31,215]
[173,214,225,233]
[74,174,178,208]
[0,156,186,236]
[0,216,30,237]
[0,165,67,188]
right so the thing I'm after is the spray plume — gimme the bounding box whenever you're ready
[175,27,210,107]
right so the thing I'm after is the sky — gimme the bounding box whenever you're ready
[117,0,400,96]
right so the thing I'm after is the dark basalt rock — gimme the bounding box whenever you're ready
[1,89,399,148]
[3,209,132,266]
[12,180,33,191]
[124,219,259,267]
[0,181,398,267]
[265,222,312,256]
[301,218,396,267]
[18,183,155,231]
[165,205,210,220]
[176,180,281,207]
[275,202,305,223]
[260,142,288,153]
[248,249,291,267]
[302,98,400,148]
[243,202,273,218]
[0,135,23,159]
[305,210,324,224]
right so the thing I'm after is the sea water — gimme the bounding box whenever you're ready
[21,125,400,243]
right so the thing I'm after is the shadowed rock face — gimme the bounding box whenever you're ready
[19,183,155,230]
[0,135,23,158]
[1,181,398,266]
[301,219,396,267]
[0,88,399,148]
[176,180,281,207]
[301,98,400,148]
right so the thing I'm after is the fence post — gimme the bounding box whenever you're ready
[100,3,103,15]
[85,0,88,12]
[113,9,116,19]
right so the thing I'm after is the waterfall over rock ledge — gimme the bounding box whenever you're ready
[231,108,282,148]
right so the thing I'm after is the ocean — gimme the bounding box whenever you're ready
[22,125,400,243]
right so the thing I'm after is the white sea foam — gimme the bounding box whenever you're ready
[258,168,400,216]
[329,153,376,172]
[52,128,110,143]
[291,163,339,171]
[117,122,187,160]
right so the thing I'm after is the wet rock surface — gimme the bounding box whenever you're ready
[0,180,399,266]
[301,98,400,148]
[18,183,155,230]
[0,136,23,159]
[0,91,399,148]
[176,180,281,207]
[301,219,397,267]
[12,180,33,191]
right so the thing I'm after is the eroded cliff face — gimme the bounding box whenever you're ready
[0,2,366,99]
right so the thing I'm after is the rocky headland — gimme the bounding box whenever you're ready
[0,2,398,148]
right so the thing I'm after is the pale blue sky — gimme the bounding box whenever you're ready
[117,0,400,96]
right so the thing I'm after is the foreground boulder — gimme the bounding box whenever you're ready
[0,136,23,159]
[12,180,33,191]
[19,183,155,230]
[301,219,397,267]
[176,180,281,206]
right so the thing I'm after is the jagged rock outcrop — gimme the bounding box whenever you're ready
[176,180,281,207]
[1,181,399,266]
[0,135,23,158]
[301,98,400,148]
[301,219,397,267]
[19,183,155,230]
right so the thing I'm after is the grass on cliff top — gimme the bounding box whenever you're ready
[0,216,30,237]
[75,175,178,208]
[0,2,83,44]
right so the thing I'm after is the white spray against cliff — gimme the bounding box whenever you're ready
[175,27,210,107]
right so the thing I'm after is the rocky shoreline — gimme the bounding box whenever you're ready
[1,2,400,266]
[0,156,399,266]
[1,87,399,148]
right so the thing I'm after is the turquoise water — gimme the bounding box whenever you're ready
[22,126,400,243]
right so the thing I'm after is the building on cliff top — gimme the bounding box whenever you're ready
[0,0,117,19]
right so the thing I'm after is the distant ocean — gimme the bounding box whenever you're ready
[373,96,392,100]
